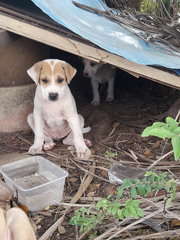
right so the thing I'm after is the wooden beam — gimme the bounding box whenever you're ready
[0,10,179,90]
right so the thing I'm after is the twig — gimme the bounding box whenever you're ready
[107,208,163,240]
[128,149,140,165]
[158,0,172,20]
[70,158,110,183]
[123,229,180,240]
[66,196,102,202]
[57,202,92,207]
[75,225,79,240]
[166,209,180,221]
[175,109,180,121]
[37,211,52,217]
[133,152,154,162]
[146,150,173,171]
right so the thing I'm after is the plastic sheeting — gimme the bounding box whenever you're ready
[31,0,180,75]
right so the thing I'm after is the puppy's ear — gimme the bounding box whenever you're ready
[63,62,77,84]
[27,61,44,85]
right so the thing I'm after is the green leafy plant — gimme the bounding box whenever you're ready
[70,198,143,233]
[141,117,180,160]
[70,171,176,234]
[105,150,118,159]
[117,171,176,206]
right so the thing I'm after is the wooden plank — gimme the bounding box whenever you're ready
[0,10,179,90]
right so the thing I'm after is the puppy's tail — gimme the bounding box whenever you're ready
[82,126,91,133]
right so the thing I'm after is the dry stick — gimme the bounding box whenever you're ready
[133,152,154,163]
[146,150,173,171]
[166,209,180,221]
[94,208,163,240]
[70,158,110,183]
[66,196,102,202]
[75,225,79,240]
[58,202,92,207]
[38,162,95,240]
[123,228,180,240]
[175,109,180,121]
[93,154,118,163]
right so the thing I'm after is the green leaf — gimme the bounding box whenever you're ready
[166,117,178,131]
[173,127,180,134]
[137,184,146,196]
[123,208,131,218]
[141,122,166,137]
[165,197,172,207]
[147,127,175,139]
[111,207,117,216]
[122,178,132,188]
[172,136,180,160]
[136,208,144,217]
[152,122,167,127]
[116,187,123,199]
[130,186,137,198]
[128,206,137,217]
[141,126,155,137]
[145,184,151,194]
[132,178,139,184]
[116,209,124,219]
[125,199,133,207]
[130,200,140,208]
[144,171,157,177]
[142,126,175,138]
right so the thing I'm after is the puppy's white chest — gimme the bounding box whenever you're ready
[42,103,65,128]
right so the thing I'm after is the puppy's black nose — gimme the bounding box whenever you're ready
[83,72,89,78]
[49,92,58,101]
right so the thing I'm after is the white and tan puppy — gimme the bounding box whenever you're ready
[83,59,116,105]
[27,59,90,158]
[0,208,36,240]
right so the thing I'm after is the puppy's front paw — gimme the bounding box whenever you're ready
[28,144,43,155]
[91,99,100,106]
[44,141,55,151]
[76,145,91,159]
[106,97,114,102]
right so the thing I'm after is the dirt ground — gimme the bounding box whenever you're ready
[0,56,180,239]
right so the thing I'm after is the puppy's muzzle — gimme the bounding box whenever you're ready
[49,92,59,101]
[83,72,89,78]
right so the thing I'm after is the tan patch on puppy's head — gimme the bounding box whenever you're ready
[27,60,77,86]
[27,61,52,85]
[54,62,77,84]
[39,62,52,87]
[54,62,66,86]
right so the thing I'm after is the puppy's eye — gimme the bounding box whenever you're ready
[41,79,48,84]
[57,78,64,84]
[90,62,96,67]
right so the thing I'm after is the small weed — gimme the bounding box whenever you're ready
[105,150,118,159]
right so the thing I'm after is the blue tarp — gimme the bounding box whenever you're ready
[31,0,180,75]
